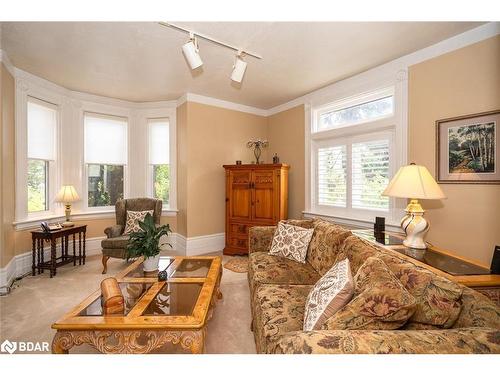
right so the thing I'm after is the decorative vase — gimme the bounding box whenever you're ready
[143,254,160,272]
[246,139,269,164]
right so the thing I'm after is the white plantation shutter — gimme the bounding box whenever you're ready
[317,145,347,207]
[84,113,128,165]
[27,99,57,160]
[352,139,390,210]
[149,119,169,164]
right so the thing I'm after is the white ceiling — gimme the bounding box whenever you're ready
[1,22,483,109]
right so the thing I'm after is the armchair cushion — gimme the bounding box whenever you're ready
[101,235,130,250]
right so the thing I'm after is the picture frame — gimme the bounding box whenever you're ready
[436,110,500,184]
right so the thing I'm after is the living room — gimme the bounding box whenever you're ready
[0,0,499,372]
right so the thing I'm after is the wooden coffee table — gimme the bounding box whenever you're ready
[51,256,223,354]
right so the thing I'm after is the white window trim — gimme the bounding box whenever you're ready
[82,108,130,212]
[145,116,176,211]
[15,84,62,223]
[305,69,409,229]
[14,70,178,230]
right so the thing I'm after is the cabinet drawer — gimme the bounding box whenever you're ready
[229,223,250,236]
[228,236,248,250]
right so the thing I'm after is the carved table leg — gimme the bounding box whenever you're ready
[50,238,57,277]
[52,331,72,354]
[181,329,205,354]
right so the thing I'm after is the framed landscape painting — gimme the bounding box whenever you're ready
[436,110,500,184]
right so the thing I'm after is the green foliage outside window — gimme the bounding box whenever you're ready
[88,164,124,207]
[153,164,170,205]
[27,159,47,212]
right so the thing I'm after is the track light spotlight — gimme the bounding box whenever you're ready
[182,32,203,70]
[231,52,247,83]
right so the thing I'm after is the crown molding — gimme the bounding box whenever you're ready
[266,22,500,116]
[178,92,268,117]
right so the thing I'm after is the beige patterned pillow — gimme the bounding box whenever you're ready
[123,210,154,235]
[303,258,354,331]
[269,221,314,263]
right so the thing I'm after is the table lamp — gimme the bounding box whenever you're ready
[55,185,80,227]
[382,163,446,249]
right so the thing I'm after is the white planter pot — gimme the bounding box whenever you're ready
[143,254,160,272]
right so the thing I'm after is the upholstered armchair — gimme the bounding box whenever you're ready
[101,198,162,274]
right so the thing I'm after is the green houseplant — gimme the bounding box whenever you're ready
[126,213,172,272]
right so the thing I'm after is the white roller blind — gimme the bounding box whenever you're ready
[27,99,57,160]
[352,139,390,210]
[84,113,128,165]
[149,119,169,164]
[317,145,347,207]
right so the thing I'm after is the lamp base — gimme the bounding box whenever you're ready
[62,221,75,228]
[400,199,429,249]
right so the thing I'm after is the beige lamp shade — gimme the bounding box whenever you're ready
[55,185,81,203]
[382,164,446,200]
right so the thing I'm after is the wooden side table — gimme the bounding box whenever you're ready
[31,225,87,278]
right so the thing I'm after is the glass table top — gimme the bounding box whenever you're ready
[142,282,203,316]
[79,282,153,316]
[353,230,491,276]
[171,259,213,278]
[125,257,174,278]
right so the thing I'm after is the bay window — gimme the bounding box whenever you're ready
[148,119,170,206]
[84,113,127,208]
[27,99,57,213]
[310,87,396,223]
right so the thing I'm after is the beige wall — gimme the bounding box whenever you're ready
[268,105,305,219]
[408,35,500,266]
[176,103,188,237]
[185,102,268,237]
[1,63,16,267]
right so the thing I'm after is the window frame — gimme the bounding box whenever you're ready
[18,95,61,221]
[145,114,177,211]
[83,111,129,211]
[308,84,405,227]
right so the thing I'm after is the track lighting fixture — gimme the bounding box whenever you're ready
[182,32,203,70]
[159,22,262,84]
[231,52,247,83]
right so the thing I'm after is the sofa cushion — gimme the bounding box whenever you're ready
[324,257,416,330]
[253,284,312,353]
[306,219,352,276]
[376,251,463,328]
[303,258,354,331]
[248,252,320,297]
[452,287,500,329]
[270,222,314,263]
[334,235,380,274]
[101,235,130,249]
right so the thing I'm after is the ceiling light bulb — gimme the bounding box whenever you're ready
[182,34,203,70]
[231,53,247,83]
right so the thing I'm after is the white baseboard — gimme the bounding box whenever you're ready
[185,233,225,256]
[0,231,224,288]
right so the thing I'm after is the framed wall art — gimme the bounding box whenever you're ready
[436,110,499,184]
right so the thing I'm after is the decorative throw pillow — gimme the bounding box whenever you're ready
[269,221,314,263]
[376,251,463,328]
[123,210,154,235]
[303,258,354,331]
[323,257,416,330]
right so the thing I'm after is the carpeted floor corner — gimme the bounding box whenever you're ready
[0,252,256,354]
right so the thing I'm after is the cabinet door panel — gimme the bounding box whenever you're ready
[229,171,252,220]
[252,170,275,222]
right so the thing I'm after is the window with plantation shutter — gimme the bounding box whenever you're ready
[317,145,347,207]
[351,139,390,211]
[310,87,397,223]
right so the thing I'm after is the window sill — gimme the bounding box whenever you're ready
[302,211,402,233]
[14,209,178,231]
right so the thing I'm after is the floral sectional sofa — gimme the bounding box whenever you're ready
[247,219,500,354]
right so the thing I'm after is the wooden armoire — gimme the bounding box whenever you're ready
[223,163,289,255]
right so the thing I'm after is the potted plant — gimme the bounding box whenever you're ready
[126,213,172,272]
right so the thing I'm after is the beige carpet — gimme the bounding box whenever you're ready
[0,252,256,354]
